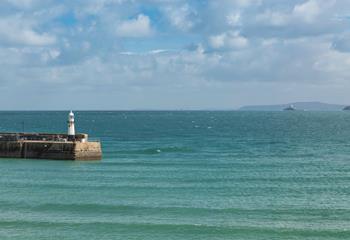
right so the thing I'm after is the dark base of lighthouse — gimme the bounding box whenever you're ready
[0,133,102,161]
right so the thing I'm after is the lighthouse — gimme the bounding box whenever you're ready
[68,111,75,140]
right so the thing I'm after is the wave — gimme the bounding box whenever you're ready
[108,147,194,155]
[3,200,350,220]
[0,219,349,238]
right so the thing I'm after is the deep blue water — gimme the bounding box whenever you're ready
[0,111,349,239]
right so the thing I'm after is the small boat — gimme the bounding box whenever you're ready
[283,104,296,111]
[343,106,350,111]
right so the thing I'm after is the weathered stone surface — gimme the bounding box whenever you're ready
[0,134,102,161]
[74,142,102,160]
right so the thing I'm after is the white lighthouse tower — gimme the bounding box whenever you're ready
[67,111,75,139]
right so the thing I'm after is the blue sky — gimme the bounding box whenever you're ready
[1,0,350,109]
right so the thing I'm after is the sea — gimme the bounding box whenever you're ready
[0,111,349,240]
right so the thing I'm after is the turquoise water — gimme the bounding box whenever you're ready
[0,111,349,239]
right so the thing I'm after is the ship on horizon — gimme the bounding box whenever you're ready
[283,104,296,111]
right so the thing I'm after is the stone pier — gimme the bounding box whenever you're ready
[0,133,102,161]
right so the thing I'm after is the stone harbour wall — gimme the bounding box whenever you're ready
[0,141,102,161]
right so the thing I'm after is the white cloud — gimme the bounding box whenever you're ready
[227,12,241,27]
[0,16,56,46]
[256,10,289,26]
[209,32,248,50]
[213,0,261,8]
[0,0,350,108]
[164,4,197,31]
[235,0,261,7]
[293,0,321,23]
[41,48,61,62]
[116,14,153,38]
[209,34,226,49]
[256,0,337,28]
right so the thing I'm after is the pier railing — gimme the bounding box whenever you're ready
[0,133,89,142]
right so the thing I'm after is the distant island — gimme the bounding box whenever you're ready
[239,102,347,111]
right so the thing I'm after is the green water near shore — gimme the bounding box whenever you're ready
[0,111,349,239]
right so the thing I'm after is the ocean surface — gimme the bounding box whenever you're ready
[0,111,349,240]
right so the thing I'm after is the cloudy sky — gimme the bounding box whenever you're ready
[1,0,350,110]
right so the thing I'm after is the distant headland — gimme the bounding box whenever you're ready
[239,102,350,111]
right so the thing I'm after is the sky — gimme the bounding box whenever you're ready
[1,0,350,110]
